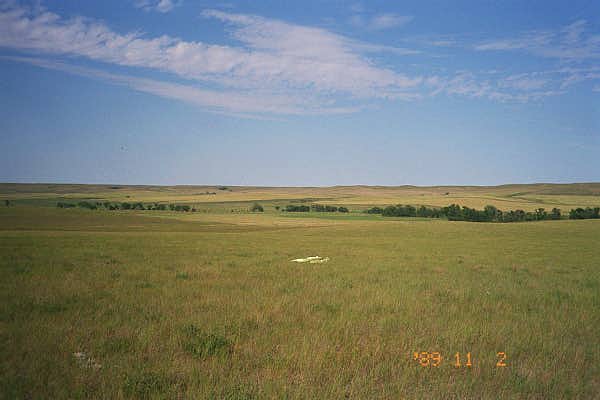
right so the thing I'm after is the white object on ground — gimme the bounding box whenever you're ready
[291,256,329,263]
[73,351,102,370]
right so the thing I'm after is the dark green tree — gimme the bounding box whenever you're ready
[484,205,499,221]
[534,208,547,221]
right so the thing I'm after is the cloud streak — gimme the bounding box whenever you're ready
[1,55,360,116]
[134,0,177,13]
[349,13,413,30]
[475,20,600,61]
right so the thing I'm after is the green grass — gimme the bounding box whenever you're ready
[279,211,385,221]
[1,185,600,398]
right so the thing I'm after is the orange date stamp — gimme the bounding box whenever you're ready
[412,351,507,368]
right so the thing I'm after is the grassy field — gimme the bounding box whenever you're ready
[3,182,600,211]
[1,183,599,398]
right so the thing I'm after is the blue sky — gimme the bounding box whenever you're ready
[0,0,599,186]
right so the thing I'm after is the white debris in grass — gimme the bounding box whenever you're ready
[73,351,102,370]
[291,256,329,264]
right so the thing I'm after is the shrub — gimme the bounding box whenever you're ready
[484,205,499,220]
[382,205,417,217]
[534,208,548,221]
[417,206,441,218]
[442,204,463,220]
[401,205,417,217]
[311,204,338,212]
[338,206,349,213]
[365,207,383,214]
[382,205,397,217]
[569,207,600,219]
[250,203,264,212]
[500,209,526,222]
[461,206,491,222]
[285,205,310,212]
[77,201,97,210]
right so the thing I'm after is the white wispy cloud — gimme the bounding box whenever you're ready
[370,14,413,30]
[0,2,596,115]
[349,3,365,14]
[350,13,413,30]
[1,55,360,116]
[474,32,553,51]
[558,70,600,89]
[499,74,548,91]
[134,0,177,13]
[430,71,566,103]
[475,20,600,61]
[200,9,421,96]
[0,3,424,114]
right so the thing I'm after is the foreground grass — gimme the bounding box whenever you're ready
[1,206,599,398]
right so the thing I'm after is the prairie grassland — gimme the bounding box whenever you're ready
[2,182,600,211]
[1,184,600,399]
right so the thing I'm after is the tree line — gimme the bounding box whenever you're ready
[569,207,600,219]
[58,201,195,212]
[365,204,600,222]
[282,204,349,213]
[51,201,600,221]
[440,204,562,222]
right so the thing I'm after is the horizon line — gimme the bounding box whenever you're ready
[1,181,600,189]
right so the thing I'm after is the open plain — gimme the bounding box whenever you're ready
[1,183,599,398]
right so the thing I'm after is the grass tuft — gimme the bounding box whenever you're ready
[122,371,185,398]
[175,272,190,280]
[182,324,232,358]
[213,383,257,400]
